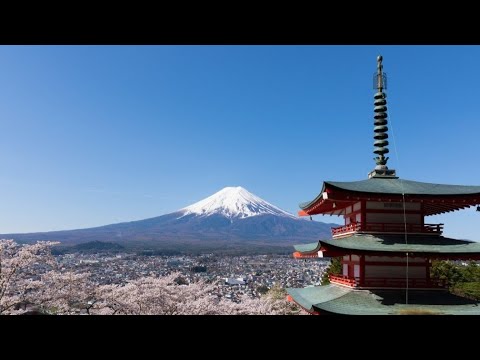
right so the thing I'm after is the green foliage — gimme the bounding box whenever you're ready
[462,261,480,282]
[321,257,342,285]
[431,260,480,300]
[451,282,480,301]
[430,260,466,287]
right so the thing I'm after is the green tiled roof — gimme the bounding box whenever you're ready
[294,242,322,253]
[299,178,480,209]
[286,284,351,312]
[328,178,480,195]
[286,285,480,315]
[294,234,480,255]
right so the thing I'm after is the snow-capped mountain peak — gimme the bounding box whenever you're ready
[180,186,296,219]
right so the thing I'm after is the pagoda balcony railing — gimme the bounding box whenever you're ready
[331,223,362,237]
[329,274,447,289]
[329,274,358,287]
[331,222,444,238]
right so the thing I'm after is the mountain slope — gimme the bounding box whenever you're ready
[0,187,336,249]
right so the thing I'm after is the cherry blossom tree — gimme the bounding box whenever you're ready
[33,270,95,314]
[91,273,300,315]
[0,239,58,314]
[1,239,300,315]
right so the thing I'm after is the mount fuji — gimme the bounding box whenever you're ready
[180,186,296,220]
[1,187,336,253]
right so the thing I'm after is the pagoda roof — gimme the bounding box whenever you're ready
[327,178,480,196]
[286,285,480,315]
[294,234,480,257]
[299,177,480,216]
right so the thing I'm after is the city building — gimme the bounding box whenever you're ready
[225,277,247,286]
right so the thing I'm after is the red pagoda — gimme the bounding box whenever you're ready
[286,56,480,315]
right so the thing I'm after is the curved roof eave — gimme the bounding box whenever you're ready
[293,234,480,255]
[299,178,480,211]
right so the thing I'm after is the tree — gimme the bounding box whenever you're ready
[321,257,342,285]
[33,271,95,314]
[430,260,465,287]
[431,260,480,301]
[91,273,299,315]
[0,240,58,314]
[1,239,301,315]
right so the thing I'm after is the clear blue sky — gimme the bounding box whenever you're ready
[1,45,480,240]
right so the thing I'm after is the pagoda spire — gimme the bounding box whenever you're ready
[368,55,397,179]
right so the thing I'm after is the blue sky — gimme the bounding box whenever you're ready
[1,45,480,240]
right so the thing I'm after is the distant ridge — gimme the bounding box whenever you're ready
[1,186,336,252]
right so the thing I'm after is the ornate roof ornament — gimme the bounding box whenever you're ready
[369,55,397,179]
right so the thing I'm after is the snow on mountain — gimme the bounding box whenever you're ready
[1,185,336,247]
[180,186,297,219]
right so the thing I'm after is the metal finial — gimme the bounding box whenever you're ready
[375,55,386,91]
[369,55,396,179]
